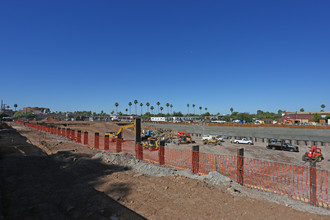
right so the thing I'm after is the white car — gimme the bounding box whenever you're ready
[215,135,224,142]
[233,138,253,145]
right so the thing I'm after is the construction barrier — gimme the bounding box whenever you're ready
[14,121,329,209]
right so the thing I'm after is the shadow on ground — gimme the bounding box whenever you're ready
[0,123,146,220]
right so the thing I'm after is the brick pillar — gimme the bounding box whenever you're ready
[77,130,81,143]
[104,135,109,150]
[94,132,99,149]
[84,132,88,145]
[116,138,122,153]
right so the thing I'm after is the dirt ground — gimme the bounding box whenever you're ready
[1,122,329,219]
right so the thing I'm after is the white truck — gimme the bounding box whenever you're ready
[202,135,224,142]
[233,138,253,145]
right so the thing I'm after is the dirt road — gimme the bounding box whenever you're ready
[1,123,328,219]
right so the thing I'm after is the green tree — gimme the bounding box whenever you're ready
[128,102,132,115]
[150,106,154,115]
[140,102,143,115]
[321,104,326,112]
[146,102,150,113]
[192,104,195,115]
[325,114,330,120]
[205,107,207,113]
[134,100,138,115]
[14,104,18,111]
[199,106,202,115]
[125,108,128,114]
[187,104,190,114]
[115,102,119,114]
[166,103,170,114]
[160,106,163,114]
[156,102,160,113]
[230,107,234,114]
[313,114,322,122]
[300,108,304,112]
[170,104,173,115]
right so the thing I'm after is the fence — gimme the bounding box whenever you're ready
[14,121,329,209]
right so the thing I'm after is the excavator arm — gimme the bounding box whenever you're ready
[115,123,135,139]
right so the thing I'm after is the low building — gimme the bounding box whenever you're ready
[22,107,50,114]
[278,111,330,124]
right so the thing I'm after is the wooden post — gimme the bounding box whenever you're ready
[135,118,141,145]
[135,143,143,160]
[104,134,109,150]
[84,132,88,145]
[77,130,81,143]
[310,161,317,206]
[158,140,165,165]
[66,128,70,138]
[116,138,122,153]
[71,129,75,141]
[192,145,199,174]
[237,148,244,185]
[94,132,99,149]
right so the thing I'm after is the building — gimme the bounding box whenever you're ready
[278,112,330,124]
[22,107,50,114]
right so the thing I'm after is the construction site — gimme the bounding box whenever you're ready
[1,119,329,219]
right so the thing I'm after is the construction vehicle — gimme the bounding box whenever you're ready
[302,145,324,162]
[177,131,190,137]
[177,135,195,145]
[105,123,135,139]
[203,137,221,145]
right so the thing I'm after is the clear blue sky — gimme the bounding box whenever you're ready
[1,0,329,114]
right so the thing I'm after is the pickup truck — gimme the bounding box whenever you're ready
[266,142,299,152]
[233,138,253,145]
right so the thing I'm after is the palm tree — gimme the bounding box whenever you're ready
[192,104,195,115]
[14,104,18,111]
[128,102,132,115]
[300,108,304,112]
[150,106,154,115]
[134,100,138,115]
[230,107,234,114]
[160,106,163,114]
[115,102,119,114]
[170,104,173,114]
[146,102,150,112]
[156,102,160,113]
[140,103,143,115]
[187,104,190,114]
[205,107,208,113]
[166,103,170,114]
[125,108,128,114]
[199,106,202,115]
[321,104,326,112]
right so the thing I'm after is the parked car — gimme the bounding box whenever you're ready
[215,135,224,142]
[266,142,299,152]
[233,138,253,145]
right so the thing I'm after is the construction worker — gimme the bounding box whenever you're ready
[230,138,233,143]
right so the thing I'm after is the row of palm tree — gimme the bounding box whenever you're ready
[186,104,208,115]
[113,101,211,116]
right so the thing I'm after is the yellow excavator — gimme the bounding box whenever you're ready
[105,123,135,139]
[142,137,160,151]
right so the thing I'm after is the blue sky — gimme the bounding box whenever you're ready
[1,0,329,114]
